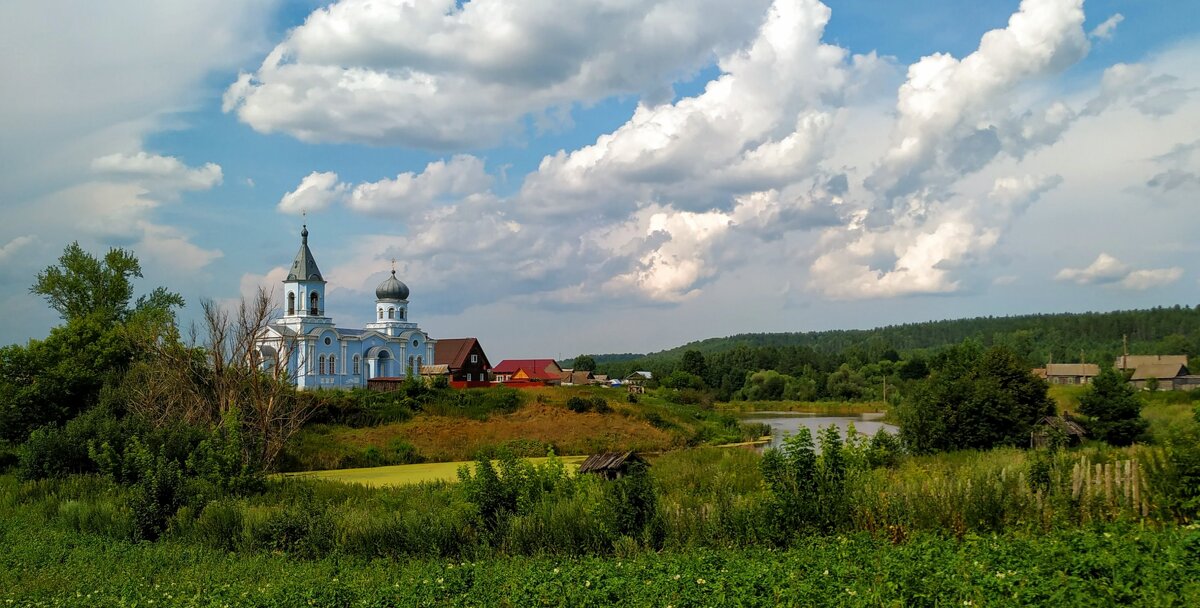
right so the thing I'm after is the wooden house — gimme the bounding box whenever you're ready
[1044,363,1100,385]
[1129,362,1190,390]
[1030,416,1087,448]
[493,359,563,384]
[576,451,648,480]
[433,338,492,383]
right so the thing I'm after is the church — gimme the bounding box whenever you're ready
[254,225,435,390]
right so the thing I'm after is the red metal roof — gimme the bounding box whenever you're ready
[493,359,560,375]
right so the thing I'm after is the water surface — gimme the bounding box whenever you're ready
[738,411,898,449]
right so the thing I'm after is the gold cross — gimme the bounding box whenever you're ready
[391,257,396,272]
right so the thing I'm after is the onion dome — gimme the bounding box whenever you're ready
[375,270,409,301]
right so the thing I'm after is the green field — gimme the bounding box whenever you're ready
[284,455,589,486]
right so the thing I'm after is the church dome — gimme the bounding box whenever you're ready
[375,270,409,301]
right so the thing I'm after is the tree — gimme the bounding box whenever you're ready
[572,355,597,372]
[1078,366,1147,446]
[898,343,1054,454]
[30,242,183,325]
[680,349,708,379]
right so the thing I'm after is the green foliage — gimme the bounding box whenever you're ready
[680,349,707,378]
[17,403,142,480]
[571,354,597,371]
[1079,366,1148,446]
[30,242,174,325]
[601,461,661,544]
[661,369,705,390]
[866,428,902,468]
[898,343,1055,454]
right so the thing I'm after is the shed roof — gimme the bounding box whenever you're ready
[1116,354,1188,369]
[577,451,645,473]
[419,364,450,375]
[1035,416,1087,437]
[1130,363,1189,380]
[1045,363,1100,377]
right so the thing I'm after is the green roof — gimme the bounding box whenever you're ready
[285,225,324,282]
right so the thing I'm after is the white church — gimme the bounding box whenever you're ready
[255,225,435,390]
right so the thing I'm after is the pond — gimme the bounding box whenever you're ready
[737,411,899,450]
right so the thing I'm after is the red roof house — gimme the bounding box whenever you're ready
[493,359,563,384]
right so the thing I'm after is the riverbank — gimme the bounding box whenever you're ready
[718,400,888,415]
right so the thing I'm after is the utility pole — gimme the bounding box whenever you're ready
[1122,334,1129,371]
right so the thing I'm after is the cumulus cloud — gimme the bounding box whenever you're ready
[866,0,1088,203]
[519,0,871,218]
[1084,62,1192,117]
[348,156,494,216]
[278,171,347,215]
[0,235,36,265]
[1089,13,1123,41]
[224,0,773,147]
[1056,253,1182,289]
[1146,140,1200,192]
[92,151,222,195]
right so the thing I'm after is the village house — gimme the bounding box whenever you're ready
[559,369,594,385]
[1115,355,1198,390]
[433,338,492,384]
[1043,363,1100,385]
[493,359,563,384]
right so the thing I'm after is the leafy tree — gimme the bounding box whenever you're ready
[660,370,705,390]
[572,355,597,372]
[31,242,183,325]
[680,349,707,379]
[1078,366,1148,446]
[898,343,1054,454]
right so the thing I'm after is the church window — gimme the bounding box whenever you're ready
[378,309,383,320]
[287,292,295,315]
[353,355,360,374]
[399,308,405,320]
[329,355,336,374]
[413,339,419,348]
[310,292,319,315]
[319,355,326,375]
[408,356,415,372]
[388,307,394,319]
[324,337,331,345]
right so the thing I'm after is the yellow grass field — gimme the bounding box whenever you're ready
[284,455,589,487]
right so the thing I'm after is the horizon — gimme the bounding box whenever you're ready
[3,0,1198,360]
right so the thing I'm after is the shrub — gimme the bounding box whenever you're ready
[566,396,590,413]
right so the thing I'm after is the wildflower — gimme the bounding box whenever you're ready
[696,579,706,585]
[846,589,856,596]
[553,568,560,574]
[823,570,829,576]
[964,601,974,606]
[585,580,591,588]
[437,578,444,584]
[673,574,681,580]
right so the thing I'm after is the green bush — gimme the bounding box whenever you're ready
[566,396,590,413]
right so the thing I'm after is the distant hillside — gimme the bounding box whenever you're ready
[595,305,1200,366]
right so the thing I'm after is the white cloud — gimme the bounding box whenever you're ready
[1084,62,1191,117]
[92,151,222,195]
[348,156,493,217]
[1089,13,1123,41]
[0,236,36,265]
[1055,253,1182,290]
[278,171,347,215]
[225,0,774,147]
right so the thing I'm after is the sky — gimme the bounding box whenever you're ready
[1,0,1198,359]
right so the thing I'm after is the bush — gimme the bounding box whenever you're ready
[566,396,590,413]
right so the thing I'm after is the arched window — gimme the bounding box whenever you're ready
[319,355,326,375]
[388,307,395,319]
[417,356,423,370]
[309,292,319,315]
[408,356,415,373]
[329,355,336,374]
[378,309,383,320]
[353,355,360,374]
[287,292,295,315]
[399,308,405,320]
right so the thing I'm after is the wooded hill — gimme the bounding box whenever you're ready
[582,305,1200,382]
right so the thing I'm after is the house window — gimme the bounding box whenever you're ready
[353,355,360,374]
[470,354,478,363]
[388,307,394,319]
[309,292,319,315]
[319,355,326,375]
[467,373,473,382]
[287,292,295,315]
[329,355,336,374]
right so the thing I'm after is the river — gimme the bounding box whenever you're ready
[737,411,898,449]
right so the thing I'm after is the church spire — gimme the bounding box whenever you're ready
[286,223,324,282]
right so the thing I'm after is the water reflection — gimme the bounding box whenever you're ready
[737,411,899,450]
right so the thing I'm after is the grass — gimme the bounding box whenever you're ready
[1049,385,1089,414]
[285,455,588,487]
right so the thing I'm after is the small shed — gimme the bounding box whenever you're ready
[1030,415,1086,448]
[576,451,648,480]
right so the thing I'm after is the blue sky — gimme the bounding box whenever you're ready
[1,0,1197,359]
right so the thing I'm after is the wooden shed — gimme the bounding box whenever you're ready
[1030,415,1086,448]
[576,451,648,480]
